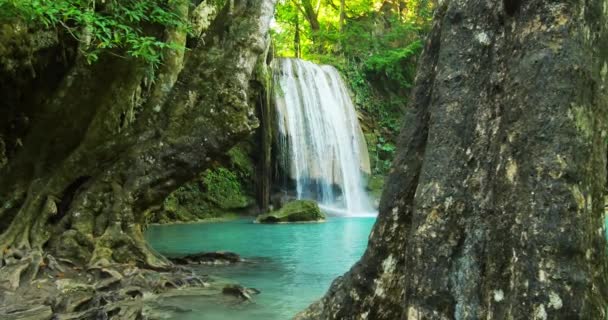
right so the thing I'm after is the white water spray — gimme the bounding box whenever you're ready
[274,58,375,216]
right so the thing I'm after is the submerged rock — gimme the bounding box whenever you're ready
[256,200,325,223]
[170,251,242,265]
[221,284,260,301]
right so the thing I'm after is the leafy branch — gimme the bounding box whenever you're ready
[0,0,190,67]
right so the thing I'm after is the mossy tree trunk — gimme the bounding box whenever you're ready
[254,47,274,212]
[0,0,276,270]
[297,0,608,318]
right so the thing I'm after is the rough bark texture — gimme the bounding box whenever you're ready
[254,51,274,212]
[0,0,276,270]
[297,0,608,318]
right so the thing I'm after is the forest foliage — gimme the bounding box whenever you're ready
[0,0,434,175]
[0,0,188,65]
[273,0,433,173]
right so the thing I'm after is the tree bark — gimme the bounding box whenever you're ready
[301,0,321,32]
[339,0,345,32]
[0,0,276,269]
[295,9,302,58]
[296,0,608,318]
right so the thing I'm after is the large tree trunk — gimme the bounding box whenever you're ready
[0,0,276,270]
[297,0,608,318]
[301,0,321,32]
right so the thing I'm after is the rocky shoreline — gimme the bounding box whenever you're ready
[0,250,257,320]
[147,214,243,227]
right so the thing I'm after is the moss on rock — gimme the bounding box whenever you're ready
[150,144,256,224]
[203,168,249,209]
[256,200,325,223]
[150,170,253,224]
[367,174,384,201]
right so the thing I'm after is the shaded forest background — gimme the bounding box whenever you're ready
[0,0,434,224]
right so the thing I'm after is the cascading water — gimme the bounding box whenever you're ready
[274,58,375,216]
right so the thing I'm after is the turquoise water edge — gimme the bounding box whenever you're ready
[145,217,376,320]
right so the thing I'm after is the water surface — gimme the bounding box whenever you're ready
[145,217,375,319]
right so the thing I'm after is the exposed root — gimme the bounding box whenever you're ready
[89,223,170,270]
[0,249,42,290]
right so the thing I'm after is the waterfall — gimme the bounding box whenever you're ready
[273,58,375,216]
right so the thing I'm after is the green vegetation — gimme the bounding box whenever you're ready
[366,174,385,200]
[204,168,250,209]
[273,0,433,174]
[0,0,188,65]
[150,144,255,224]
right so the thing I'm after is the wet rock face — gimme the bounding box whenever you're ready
[297,0,608,319]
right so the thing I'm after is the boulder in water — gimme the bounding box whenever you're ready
[170,251,242,265]
[222,284,260,301]
[256,200,325,223]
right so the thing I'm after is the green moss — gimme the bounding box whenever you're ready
[150,142,256,224]
[256,200,325,223]
[203,167,250,209]
[570,103,594,139]
[227,146,254,179]
[151,151,255,224]
[367,174,385,200]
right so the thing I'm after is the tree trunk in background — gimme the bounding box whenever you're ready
[296,0,321,52]
[301,0,320,32]
[0,0,276,269]
[295,10,301,58]
[339,0,345,32]
[297,0,608,318]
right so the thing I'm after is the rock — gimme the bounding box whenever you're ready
[256,200,325,223]
[170,251,242,265]
[270,192,297,210]
[222,284,260,301]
